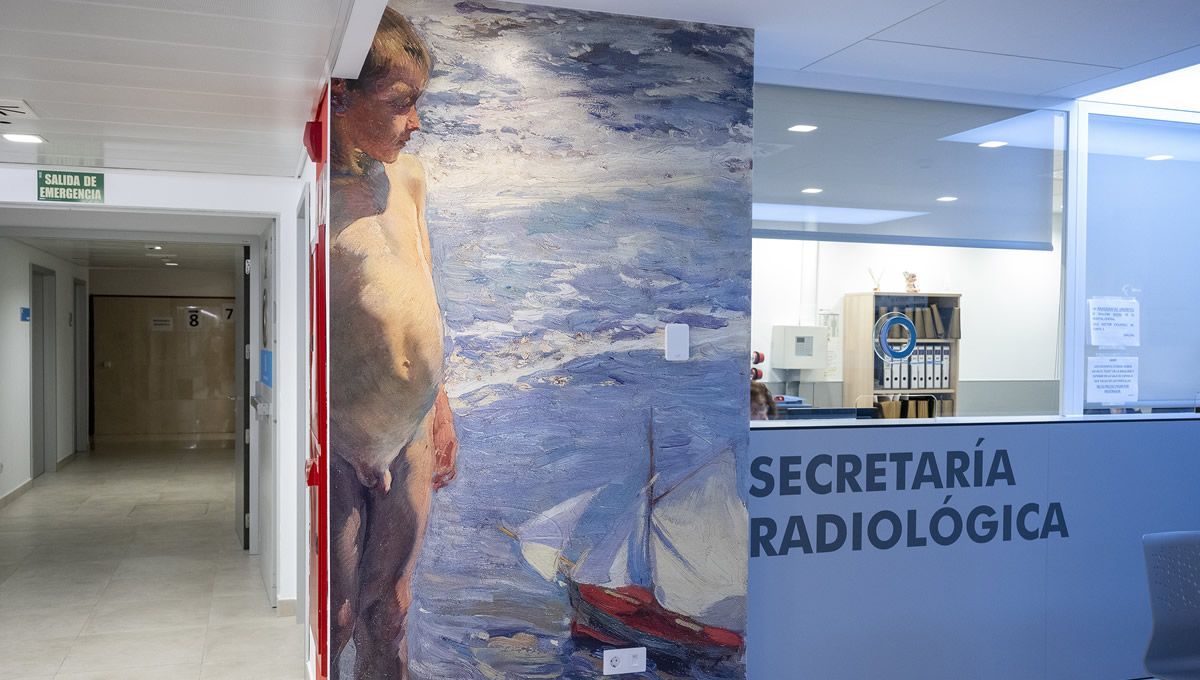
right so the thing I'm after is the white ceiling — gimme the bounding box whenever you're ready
[0,0,354,176]
[13,236,242,271]
[525,0,1200,104]
[0,0,1198,178]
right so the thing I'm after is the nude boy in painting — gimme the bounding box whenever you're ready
[329,8,457,678]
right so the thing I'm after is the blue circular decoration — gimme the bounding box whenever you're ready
[878,316,917,360]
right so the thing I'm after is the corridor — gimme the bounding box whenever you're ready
[0,446,304,679]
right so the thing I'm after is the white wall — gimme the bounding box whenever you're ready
[752,237,1062,384]
[0,237,88,500]
[90,268,236,297]
[0,163,305,603]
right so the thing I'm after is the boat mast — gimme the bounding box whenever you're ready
[645,408,655,586]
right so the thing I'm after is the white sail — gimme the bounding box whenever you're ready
[571,475,657,586]
[650,455,747,629]
[516,489,599,581]
[571,496,638,585]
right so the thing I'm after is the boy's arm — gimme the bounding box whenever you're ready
[432,386,457,490]
[405,156,454,487]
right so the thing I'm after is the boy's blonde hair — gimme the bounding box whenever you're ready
[352,7,431,89]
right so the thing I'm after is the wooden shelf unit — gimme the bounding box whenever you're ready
[843,291,962,416]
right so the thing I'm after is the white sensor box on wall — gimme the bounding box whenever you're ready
[771,325,828,369]
[664,323,689,361]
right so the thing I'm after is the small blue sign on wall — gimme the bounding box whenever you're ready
[19,307,31,322]
[260,348,273,388]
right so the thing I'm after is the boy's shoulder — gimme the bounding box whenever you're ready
[386,154,426,187]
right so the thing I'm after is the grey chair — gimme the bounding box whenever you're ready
[1144,531,1200,679]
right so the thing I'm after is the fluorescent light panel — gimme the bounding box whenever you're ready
[1084,63,1200,112]
[788,124,818,133]
[1145,154,1174,161]
[3,133,44,143]
[753,203,927,225]
[940,110,1063,150]
[978,140,1008,148]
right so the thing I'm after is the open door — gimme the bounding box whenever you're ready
[256,228,278,605]
[30,266,57,478]
[73,279,88,453]
[234,246,251,549]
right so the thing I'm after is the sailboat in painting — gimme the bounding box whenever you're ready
[502,417,746,666]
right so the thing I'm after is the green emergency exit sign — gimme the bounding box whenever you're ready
[37,170,104,203]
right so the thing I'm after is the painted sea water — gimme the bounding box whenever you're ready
[345,1,752,677]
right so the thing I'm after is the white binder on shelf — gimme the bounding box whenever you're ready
[883,356,893,389]
[900,355,910,389]
[941,345,951,387]
[930,346,942,389]
[925,345,936,389]
[913,346,925,389]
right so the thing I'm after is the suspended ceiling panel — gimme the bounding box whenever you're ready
[522,0,1200,100]
[805,41,1116,94]
[0,0,352,176]
[0,205,271,237]
[13,237,243,271]
[873,0,1200,68]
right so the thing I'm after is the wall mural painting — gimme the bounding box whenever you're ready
[329,1,752,678]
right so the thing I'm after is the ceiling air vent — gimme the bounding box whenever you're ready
[0,99,38,125]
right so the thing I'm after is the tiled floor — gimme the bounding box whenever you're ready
[0,446,306,680]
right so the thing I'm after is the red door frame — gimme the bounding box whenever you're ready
[308,223,329,679]
[307,86,330,680]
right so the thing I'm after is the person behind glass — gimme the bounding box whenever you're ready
[328,8,456,679]
[751,381,777,421]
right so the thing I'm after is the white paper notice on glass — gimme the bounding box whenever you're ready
[1087,356,1138,404]
[1088,297,1139,347]
[818,310,842,382]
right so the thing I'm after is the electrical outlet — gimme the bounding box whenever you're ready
[602,647,646,675]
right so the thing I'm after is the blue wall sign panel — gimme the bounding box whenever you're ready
[260,348,273,388]
[748,419,1200,680]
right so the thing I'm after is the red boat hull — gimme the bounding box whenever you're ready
[566,579,743,664]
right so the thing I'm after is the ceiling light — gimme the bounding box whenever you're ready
[936,196,958,202]
[753,203,927,225]
[788,124,818,133]
[145,245,163,251]
[1145,154,1174,161]
[801,187,823,194]
[164,261,179,267]
[3,133,44,144]
[978,141,1008,148]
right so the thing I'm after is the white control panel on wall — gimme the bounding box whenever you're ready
[603,647,647,675]
[664,323,689,361]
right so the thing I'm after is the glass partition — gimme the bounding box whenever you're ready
[751,87,1065,422]
[1080,113,1200,413]
[754,86,1064,249]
